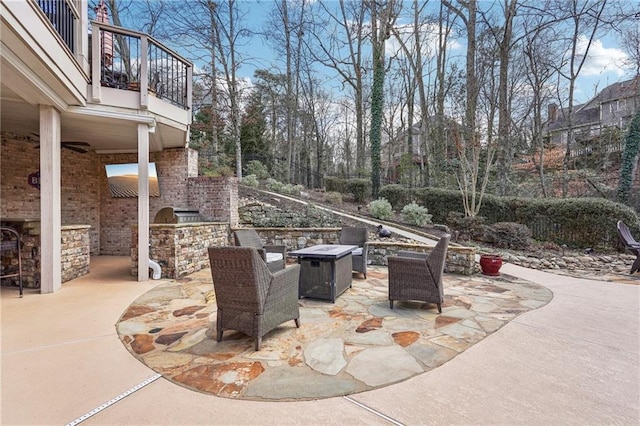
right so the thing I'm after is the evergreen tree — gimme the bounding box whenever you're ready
[617,110,640,205]
[240,93,271,171]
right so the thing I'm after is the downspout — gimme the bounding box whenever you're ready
[148,259,162,280]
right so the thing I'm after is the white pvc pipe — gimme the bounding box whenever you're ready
[148,259,162,280]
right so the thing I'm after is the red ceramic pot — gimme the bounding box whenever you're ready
[480,254,503,276]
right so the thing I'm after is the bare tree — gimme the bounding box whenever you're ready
[444,0,494,218]
[211,0,246,178]
[520,9,561,197]
[264,0,308,182]
[390,1,428,185]
[311,0,368,176]
[554,0,608,197]
[157,0,246,172]
[480,0,518,196]
[433,3,458,188]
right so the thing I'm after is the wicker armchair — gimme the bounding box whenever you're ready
[387,234,451,312]
[339,226,368,278]
[233,229,286,272]
[617,220,640,274]
[207,246,301,350]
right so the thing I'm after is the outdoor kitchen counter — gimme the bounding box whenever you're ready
[0,219,90,288]
[132,222,231,279]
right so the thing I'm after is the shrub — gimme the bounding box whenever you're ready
[244,160,270,180]
[281,184,303,196]
[264,179,303,196]
[241,174,259,188]
[325,177,347,193]
[484,222,532,249]
[446,211,485,241]
[324,191,343,205]
[346,178,371,203]
[368,198,393,220]
[265,178,284,193]
[379,184,411,210]
[401,202,432,227]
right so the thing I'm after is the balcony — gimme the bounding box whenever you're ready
[1,0,194,154]
[31,0,192,121]
[90,21,192,112]
[37,0,77,53]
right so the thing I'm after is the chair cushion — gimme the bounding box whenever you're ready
[266,253,284,263]
[351,247,363,256]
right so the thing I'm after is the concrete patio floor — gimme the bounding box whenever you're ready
[1,255,638,425]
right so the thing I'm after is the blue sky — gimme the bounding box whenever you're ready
[569,34,632,103]
[235,1,632,104]
[112,0,633,105]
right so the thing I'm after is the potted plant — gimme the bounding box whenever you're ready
[479,253,503,276]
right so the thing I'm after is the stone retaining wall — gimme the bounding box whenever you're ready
[367,241,476,275]
[501,251,639,276]
[131,224,477,280]
[236,227,476,276]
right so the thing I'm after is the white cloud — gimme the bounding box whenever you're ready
[386,21,461,59]
[575,35,628,77]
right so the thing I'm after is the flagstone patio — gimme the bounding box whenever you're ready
[116,265,552,401]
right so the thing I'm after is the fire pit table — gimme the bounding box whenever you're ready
[288,244,357,302]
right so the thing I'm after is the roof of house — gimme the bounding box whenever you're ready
[580,75,639,110]
[547,75,639,132]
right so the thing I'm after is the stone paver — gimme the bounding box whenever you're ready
[115,265,552,401]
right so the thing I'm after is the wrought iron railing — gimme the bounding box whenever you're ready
[37,0,78,52]
[91,22,192,110]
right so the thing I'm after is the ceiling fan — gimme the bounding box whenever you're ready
[30,133,91,154]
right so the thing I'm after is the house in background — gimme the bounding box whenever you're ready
[1,1,236,294]
[546,76,640,153]
[381,117,460,185]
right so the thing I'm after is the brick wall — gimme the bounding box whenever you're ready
[1,139,101,254]
[1,140,228,257]
[98,148,196,255]
[0,140,41,219]
[188,176,239,226]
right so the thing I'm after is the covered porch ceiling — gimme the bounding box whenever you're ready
[1,85,186,153]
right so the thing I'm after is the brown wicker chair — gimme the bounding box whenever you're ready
[207,246,301,351]
[233,229,286,272]
[339,226,368,278]
[616,220,640,274]
[387,234,451,312]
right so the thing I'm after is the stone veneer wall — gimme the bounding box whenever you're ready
[132,222,230,279]
[61,225,91,282]
[0,221,90,288]
[237,227,476,276]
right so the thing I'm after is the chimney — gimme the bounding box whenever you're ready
[548,103,557,122]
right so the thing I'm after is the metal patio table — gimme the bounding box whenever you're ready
[288,244,357,302]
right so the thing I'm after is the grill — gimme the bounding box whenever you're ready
[154,207,203,224]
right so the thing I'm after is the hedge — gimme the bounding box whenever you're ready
[378,184,640,249]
